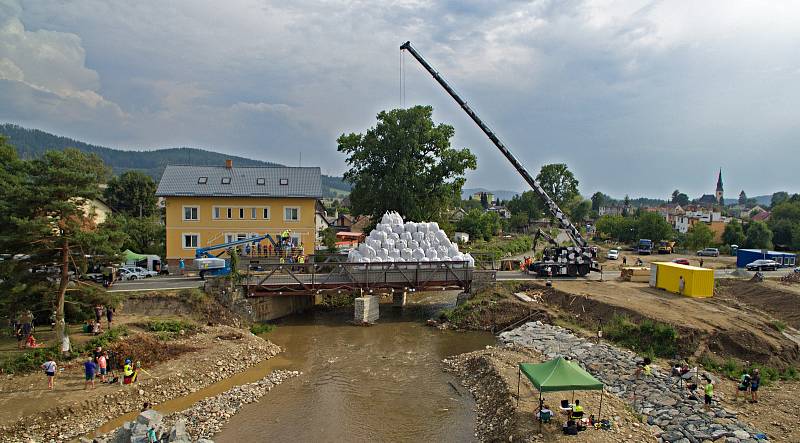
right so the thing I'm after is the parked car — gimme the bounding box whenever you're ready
[795,267,800,273]
[696,248,720,257]
[118,268,147,280]
[672,258,690,265]
[606,249,619,260]
[745,259,780,271]
[121,266,157,278]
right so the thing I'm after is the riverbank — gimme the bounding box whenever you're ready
[0,325,281,442]
[444,344,656,442]
[98,369,300,442]
[500,321,764,442]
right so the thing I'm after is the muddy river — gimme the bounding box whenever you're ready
[213,295,494,442]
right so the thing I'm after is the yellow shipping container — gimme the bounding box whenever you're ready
[651,262,714,298]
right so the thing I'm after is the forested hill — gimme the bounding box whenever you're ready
[0,124,350,198]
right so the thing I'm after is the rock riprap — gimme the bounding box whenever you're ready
[500,321,764,443]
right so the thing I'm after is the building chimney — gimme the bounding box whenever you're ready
[225,159,233,169]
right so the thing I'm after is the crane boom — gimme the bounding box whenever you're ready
[400,41,587,248]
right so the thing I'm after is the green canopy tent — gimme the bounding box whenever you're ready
[517,357,605,431]
[123,249,148,263]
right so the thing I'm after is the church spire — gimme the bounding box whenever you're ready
[716,168,723,192]
[715,168,724,205]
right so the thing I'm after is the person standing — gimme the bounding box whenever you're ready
[735,370,750,401]
[179,258,185,276]
[84,357,97,389]
[704,377,714,410]
[106,306,115,329]
[97,352,108,383]
[94,304,104,324]
[622,256,627,266]
[41,359,57,390]
[679,276,685,295]
[750,368,760,403]
[699,258,704,268]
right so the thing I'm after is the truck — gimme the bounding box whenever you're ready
[658,241,675,254]
[638,239,653,255]
[195,234,281,279]
[401,42,598,277]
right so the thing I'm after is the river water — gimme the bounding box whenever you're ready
[214,294,494,443]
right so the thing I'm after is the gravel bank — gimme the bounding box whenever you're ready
[98,370,300,442]
[0,326,281,443]
[444,345,656,442]
[500,321,765,443]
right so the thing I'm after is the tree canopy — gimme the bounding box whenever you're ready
[636,212,674,242]
[721,220,746,246]
[104,170,158,217]
[686,223,714,250]
[456,208,502,241]
[338,106,477,223]
[536,163,579,207]
[745,221,773,249]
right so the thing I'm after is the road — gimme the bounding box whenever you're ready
[107,275,204,292]
[494,267,789,282]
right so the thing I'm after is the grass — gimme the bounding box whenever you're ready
[464,236,533,261]
[772,320,787,333]
[602,315,679,359]
[249,323,275,335]
[699,354,800,386]
[0,326,129,374]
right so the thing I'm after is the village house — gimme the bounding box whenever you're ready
[155,160,322,268]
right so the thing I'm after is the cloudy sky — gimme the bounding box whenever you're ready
[0,0,798,199]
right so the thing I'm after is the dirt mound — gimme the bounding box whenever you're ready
[716,280,800,329]
[108,334,196,367]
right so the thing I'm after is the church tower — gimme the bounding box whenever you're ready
[715,168,724,205]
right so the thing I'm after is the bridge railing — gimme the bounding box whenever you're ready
[241,260,473,295]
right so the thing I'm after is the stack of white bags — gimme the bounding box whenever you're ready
[347,211,474,267]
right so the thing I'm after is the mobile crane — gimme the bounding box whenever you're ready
[195,234,282,279]
[400,41,599,277]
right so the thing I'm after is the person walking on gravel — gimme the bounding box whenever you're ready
[749,368,760,403]
[704,377,714,411]
[84,357,97,390]
[41,359,56,390]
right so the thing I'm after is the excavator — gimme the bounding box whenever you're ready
[401,41,599,277]
[195,234,282,279]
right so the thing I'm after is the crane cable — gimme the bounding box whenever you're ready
[400,48,406,108]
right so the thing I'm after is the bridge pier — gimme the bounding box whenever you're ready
[354,294,380,324]
[392,291,407,308]
[456,292,471,306]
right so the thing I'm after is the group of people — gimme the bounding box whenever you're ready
[41,345,140,391]
[735,367,761,403]
[13,310,43,349]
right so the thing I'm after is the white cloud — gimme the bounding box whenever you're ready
[0,0,798,196]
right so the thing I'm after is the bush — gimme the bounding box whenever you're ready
[249,323,275,335]
[178,288,208,305]
[0,344,61,374]
[467,236,533,261]
[145,320,197,334]
[603,315,678,358]
[772,320,787,333]
[699,354,800,386]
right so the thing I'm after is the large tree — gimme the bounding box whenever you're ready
[338,106,477,223]
[636,211,674,242]
[738,190,747,206]
[721,220,746,246]
[507,191,543,222]
[670,189,689,206]
[11,149,124,343]
[686,223,714,250]
[104,170,158,217]
[105,214,165,256]
[590,192,610,212]
[536,163,579,208]
[595,214,638,242]
[771,191,789,208]
[744,221,773,249]
[768,200,800,249]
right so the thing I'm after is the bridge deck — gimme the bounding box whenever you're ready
[239,260,473,296]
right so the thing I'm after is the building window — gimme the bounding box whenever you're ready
[251,208,257,219]
[183,206,199,221]
[182,234,198,249]
[221,177,231,184]
[257,178,265,185]
[237,208,243,219]
[263,208,270,219]
[284,207,299,221]
[279,178,288,186]
[213,207,220,219]
[227,208,232,219]
[198,177,208,184]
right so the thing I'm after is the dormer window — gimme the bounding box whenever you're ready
[221,177,231,184]
[198,177,208,184]
[279,178,288,186]
[257,178,266,185]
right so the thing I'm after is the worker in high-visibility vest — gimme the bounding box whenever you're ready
[298,255,305,264]
[123,358,135,384]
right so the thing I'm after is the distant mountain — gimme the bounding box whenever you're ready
[462,188,520,202]
[0,124,351,198]
[724,195,772,207]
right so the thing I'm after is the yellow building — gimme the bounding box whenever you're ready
[156,160,322,268]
